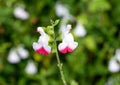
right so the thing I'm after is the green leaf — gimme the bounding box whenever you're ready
[88,0,111,12]
[53,19,60,26]
[84,36,97,52]
[70,80,78,85]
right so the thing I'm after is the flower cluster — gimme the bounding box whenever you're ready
[32,24,78,55]
[7,44,29,64]
[55,2,87,38]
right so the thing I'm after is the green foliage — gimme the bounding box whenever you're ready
[0,0,120,85]
[88,0,111,12]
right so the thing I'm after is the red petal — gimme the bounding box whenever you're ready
[59,46,73,54]
[67,47,73,52]
[59,47,67,54]
[36,47,50,55]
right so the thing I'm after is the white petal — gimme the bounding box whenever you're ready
[25,60,37,74]
[43,44,51,53]
[37,27,43,32]
[108,57,120,73]
[14,7,29,20]
[73,23,86,37]
[59,23,66,34]
[33,42,42,50]
[58,42,67,51]
[67,24,72,30]
[38,35,49,45]
[68,42,78,50]
[17,45,29,59]
[63,33,74,43]
[7,48,21,64]
[59,19,67,38]
[55,2,69,17]
[64,24,72,34]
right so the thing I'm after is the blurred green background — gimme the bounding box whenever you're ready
[0,0,120,85]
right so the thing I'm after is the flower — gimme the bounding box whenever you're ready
[108,49,120,73]
[17,44,29,59]
[7,44,29,64]
[55,2,69,18]
[7,48,21,64]
[25,60,37,74]
[58,24,78,54]
[73,23,87,37]
[14,7,29,20]
[108,57,120,73]
[32,27,51,55]
[55,2,74,21]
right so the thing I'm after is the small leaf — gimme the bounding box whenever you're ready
[47,26,53,29]
[70,80,78,85]
[53,19,60,26]
[84,36,97,52]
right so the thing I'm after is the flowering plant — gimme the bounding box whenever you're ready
[32,20,78,85]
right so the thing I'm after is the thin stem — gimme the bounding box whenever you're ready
[52,26,67,85]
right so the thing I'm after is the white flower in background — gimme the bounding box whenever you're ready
[58,24,78,54]
[14,7,29,20]
[32,27,51,55]
[105,77,120,85]
[59,19,67,35]
[55,2,75,35]
[108,48,120,73]
[73,23,86,37]
[25,60,37,74]
[55,2,74,21]
[7,44,29,64]
[59,23,66,35]
[7,48,21,64]
[108,57,120,73]
[55,2,69,18]
[55,2,86,38]
[115,49,120,62]
[17,45,29,59]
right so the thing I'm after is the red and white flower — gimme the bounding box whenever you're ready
[58,24,78,54]
[32,27,51,55]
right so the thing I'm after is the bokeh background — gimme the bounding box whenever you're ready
[0,0,120,85]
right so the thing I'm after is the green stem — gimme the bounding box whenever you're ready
[52,26,67,85]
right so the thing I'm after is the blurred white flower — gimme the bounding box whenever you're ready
[73,23,86,37]
[55,2,76,35]
[115,49,120,62]
[59,19,67,35]
[7,48,21,64]
[108,57,120,73]
[7,44,29,64]
[14,7,29,20]
[105,77,119,85]
[55,2,69,17]
[55,2,74,21]
[17,45,29,59]
[25,60,37,74]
